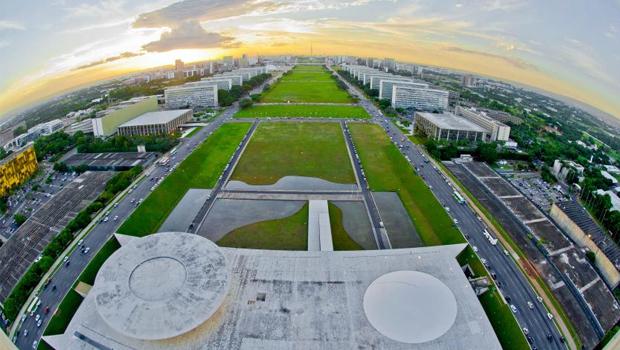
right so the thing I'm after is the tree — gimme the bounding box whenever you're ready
[54,162,69,173]
[13,125,27,137]
[14,213,27,227]
[239,97,253,109]
[476,143,498,164]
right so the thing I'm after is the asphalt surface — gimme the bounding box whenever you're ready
[340,120,388,249]
[13,76,277,350]
[332,67,566,350]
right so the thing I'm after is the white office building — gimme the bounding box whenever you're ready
[165,84,218,109]
[455,106,511,142]
[380,80,429,101]
[189,78,232,91]
[212,74,243,86]
[392,85,449,112]
[414,112,488,142]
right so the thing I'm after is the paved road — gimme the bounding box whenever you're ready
[331,66,566,350]
[13,74,280,349]
[341,121,389,249]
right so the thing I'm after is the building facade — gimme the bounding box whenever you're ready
[164,84,218,109]
[392,85,449,111]
[379,80,428,101]
[92,96,159,138]
[0,144,38,197]
[117,109,193,136]
[414,112,488,142]
[188,79,232,91]
[455,106,511,141]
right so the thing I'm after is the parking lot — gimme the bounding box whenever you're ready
[0,167,75,241]
[0,171,114,302]
[505,172,570,212]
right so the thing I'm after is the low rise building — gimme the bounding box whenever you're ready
[0,144,38,197]
[117,109,192,136]
[164,84,218,109]
[596,190,620,212]
[602,170,619,185]
[414,112,488,141]
[552,159,585,182]
[392,85,449,112]
[92,96,159,137]
[455,106,511,142]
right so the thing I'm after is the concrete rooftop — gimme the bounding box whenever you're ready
[44,233,501,350]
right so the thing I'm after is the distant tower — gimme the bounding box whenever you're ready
[310,42,313,56]
[175,59,184,71]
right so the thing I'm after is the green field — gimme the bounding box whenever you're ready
[234,104,370,119]
[118,123,251,236]
[349,123,463,246]
[458,247,530,350]
[231,122,356,185]
[329,203,364,250]
[261,66,353,103]
[217,204,308,250]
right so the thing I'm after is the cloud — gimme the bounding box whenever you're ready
[75,51,145,70]
[444,46,539,71]
[142,20,234,52]
[0,40,9,49]
[132,0,382,28]
[0,20,25,31]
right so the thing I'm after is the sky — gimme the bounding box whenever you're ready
[0,0,619,120]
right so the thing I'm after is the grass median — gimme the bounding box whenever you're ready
[261,66,353,103]
[234,104,370,119]
[231,122,356,185]
[349,123,463,246]
[118,123,251,236]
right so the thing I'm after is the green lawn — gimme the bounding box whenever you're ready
[329,203,364,250]
[217,204,308,250]
[457,246,530,350]
[231,122,356,185]
[40,290,82,341]
[261,66,353,103]
[234,104,370,119]
[118,123,251,236]
[349,123,463,246]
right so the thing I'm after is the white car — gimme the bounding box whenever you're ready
[35,314,40,322]
[527,301,534,309]
[510,304,517,313]
[36,319,42,328]
[547,312,554,320]
[473,246,479,253]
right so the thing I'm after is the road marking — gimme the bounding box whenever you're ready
[523,217,547,224]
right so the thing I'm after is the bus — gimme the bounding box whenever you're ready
[169,146,178,156]
[453,191,465,204]
[158,156,170,166]
[26,296,39,316]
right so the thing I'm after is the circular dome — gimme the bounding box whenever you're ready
[363,270,457,344]
[93,232,229,340]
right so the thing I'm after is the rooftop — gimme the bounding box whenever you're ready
[119,109,191,127]
[44,233,501,350]
[416,112,487,133]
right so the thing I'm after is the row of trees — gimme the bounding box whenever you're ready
[34,131,179,162]
[218,73,272,107]
[1,166,143,322]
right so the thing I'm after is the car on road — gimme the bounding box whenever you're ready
[522,327,529,335]
[510,304,517,313]
[35,314,40,322]
[527,301,534,309]
[37,319,42,327]
[547,312,554,320]
[32,340,37,349]
[23,329,28,337]
[472,246,479,252]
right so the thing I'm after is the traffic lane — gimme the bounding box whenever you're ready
[388,124,563,349]
[17,109,234,348]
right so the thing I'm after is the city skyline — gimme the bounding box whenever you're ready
[0,0,619,120]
